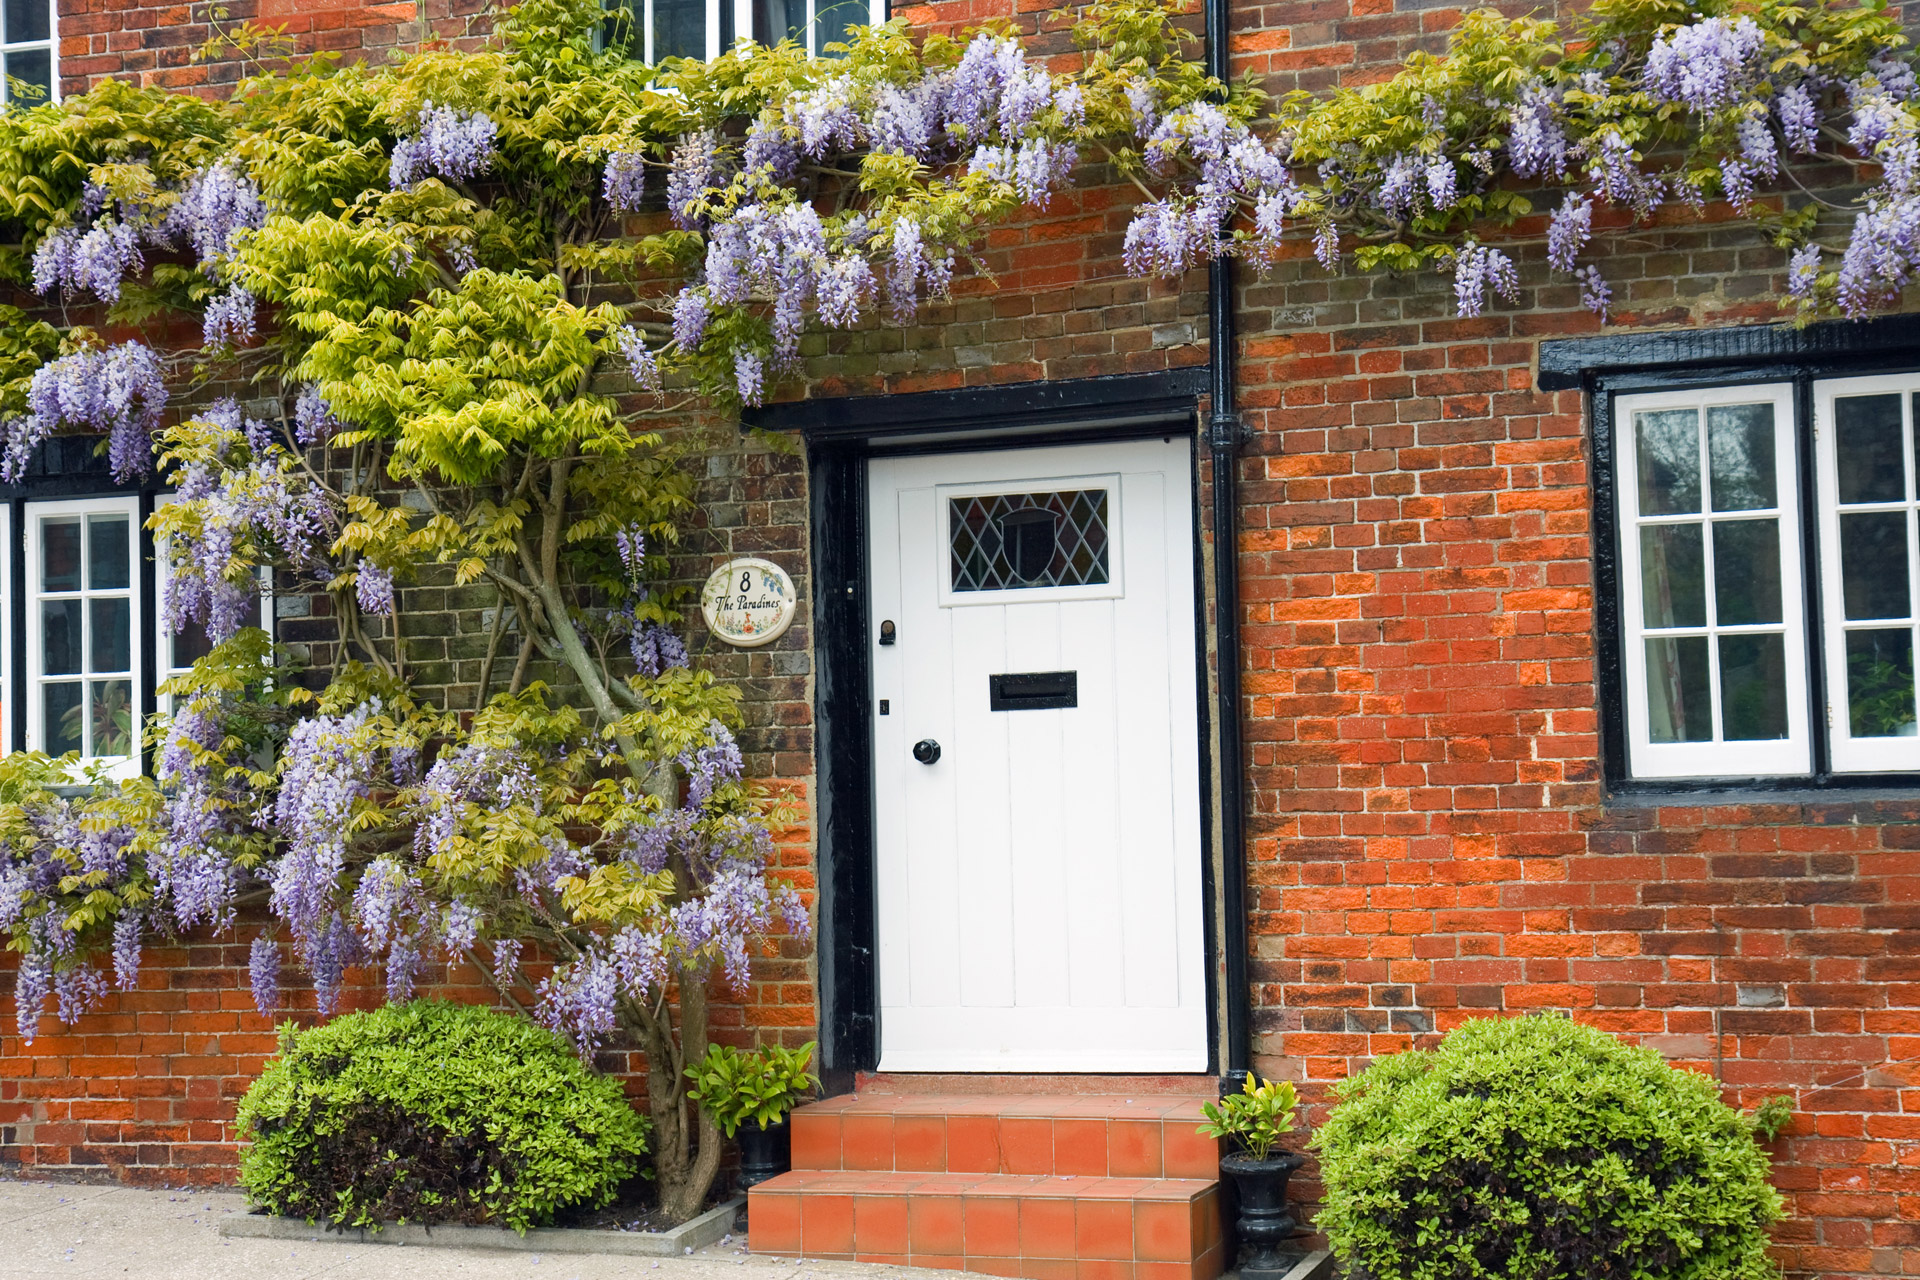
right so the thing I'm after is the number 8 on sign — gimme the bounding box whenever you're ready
[701,557,798,648]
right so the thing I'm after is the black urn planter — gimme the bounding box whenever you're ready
[733,1115,792,1229]
[1219,1150,1306,1280]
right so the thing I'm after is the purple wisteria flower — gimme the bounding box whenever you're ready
[1508,81,1567,180]
[734,350,765,404]
[203,286,257,347]
[111,914,143,992]
[743,119,801,184]
[166,162,266,268]
[667,130,719,230]
[32,221,143,301]
[1576,265,1611,320]
[1452,242,1519,318]
[389,102,499,187]
[356,562,395,616]
[1777,82,1821,154]
[294,385,339,445]
[616,325,662,391]
[4,341,168,484]
[673,287,711,350]
[631,622,690,677]
[791,77,862,157]
[1788,243,1822,299]
[1644,16,1765,114]
[249,935,280,1016]
[271,706,377,956]
[1547,193,1592,272]
[603,150,647,212]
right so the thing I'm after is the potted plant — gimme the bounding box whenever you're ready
[688,1042,819,1221]
[1199,1073,1305,1280]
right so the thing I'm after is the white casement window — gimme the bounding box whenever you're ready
[1616,385,1811,779]
[24,498,142,776]
[1815,375,1920,772]
[0,0,56,107]
[607,0,884,61]
[153,494,270,718]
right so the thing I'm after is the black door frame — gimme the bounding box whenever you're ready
[748,368,1219,1088]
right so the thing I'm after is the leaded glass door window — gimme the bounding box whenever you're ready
[26,497,142,774]
[1615,386,1810,778]
[1817,375,1920,772]
[937,475,1123,607]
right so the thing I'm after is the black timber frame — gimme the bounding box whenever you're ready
[1540,315,1920,793]
[747,367,1220,1086]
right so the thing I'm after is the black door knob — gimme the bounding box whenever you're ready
[912,739,941,765]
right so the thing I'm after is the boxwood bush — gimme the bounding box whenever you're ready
[1311,1015,1783,1280]
[236,1000,650,1232]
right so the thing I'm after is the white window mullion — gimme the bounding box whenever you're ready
[1616,384,1809,779]
[1815,374,1920,773]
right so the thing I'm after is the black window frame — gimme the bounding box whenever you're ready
[1544,314,1920,793]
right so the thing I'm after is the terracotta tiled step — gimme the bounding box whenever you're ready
[747,1169,1224,1280]
[790,1094,1219,1179]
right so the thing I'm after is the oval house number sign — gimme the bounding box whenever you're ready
[700,557,798,648]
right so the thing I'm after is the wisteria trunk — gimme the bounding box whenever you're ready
[638,977,726,1224]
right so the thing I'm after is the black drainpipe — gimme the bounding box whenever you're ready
[1205,0,1252,1078]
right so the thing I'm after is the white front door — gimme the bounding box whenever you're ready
[868,438,1207,1072]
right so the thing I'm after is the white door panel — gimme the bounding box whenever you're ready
[869,438,1206,1072]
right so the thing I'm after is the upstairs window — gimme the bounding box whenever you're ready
[1611,374,1920,781]
[603,0,884,61]
[1,0,54,106]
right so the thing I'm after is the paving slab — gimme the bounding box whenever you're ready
[0,1175,960,1280]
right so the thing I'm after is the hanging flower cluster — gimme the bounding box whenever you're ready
[603,28,1087,404]
[1111,0,1920,320]
[1,341,168,483]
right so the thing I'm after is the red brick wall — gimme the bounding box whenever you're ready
[53,0,498,99]
[8,0,1920,1275]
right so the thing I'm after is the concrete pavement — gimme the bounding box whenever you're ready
[0,1175,949,1280]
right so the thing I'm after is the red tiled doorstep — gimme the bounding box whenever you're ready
[748,1168,1223,1280]
[784,1094,1218,1180]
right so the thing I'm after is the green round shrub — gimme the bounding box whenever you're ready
[1311,1015,1783,1280]
[236,1000,650,1232]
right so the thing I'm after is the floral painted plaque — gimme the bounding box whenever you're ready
[700,557,797,648]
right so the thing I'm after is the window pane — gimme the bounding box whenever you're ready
[1719,633,1788,741]
[1646,636,1713,743]
[88,515,130,589]
[90,598,130,673]
[5,0,49,43]
[1835,393,1907,504]
[3,49,50,105]
[1712,519,1782,625]
[41,518,80,591]
[171,591,259,667]
[1635,409,1701,515]
[43,682,80,755]
[89,681,132,756]
[1706,403,1777,511]
[1840,511,1911,620]
[754,0,806,43]
[41,598,79,674]
[1639,523,1706,629]
[1845,627,1917,739]
[816,0,862,49]
[654,0,706,59]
